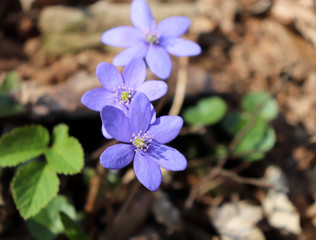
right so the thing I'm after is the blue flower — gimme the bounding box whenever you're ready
[100,93,187,191]
[81,58,166,138]
[101,0,201,79]
[81,58,167,114]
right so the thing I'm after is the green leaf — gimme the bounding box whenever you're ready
[244,152,265,161]
[27,195,77,240]
[222,113,276,161]
[11,161,59,219]
[60,212,89,240]
[0,96,24,117]
[82,167,95,186]
[234,117,268,155]
[255,127,276,152]
[45,124,84,175]
[214,145,228,159]
[0,125,50,167]
[241,92,278,121]
[0,71,20,95]
[183,97,227,126]
[221,112,249,136]
[0,72,24,117]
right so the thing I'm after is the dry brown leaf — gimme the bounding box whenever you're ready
[152,190,181,231]
[271,0,316,49]
[263,166,302,235]
[209,201,264,240]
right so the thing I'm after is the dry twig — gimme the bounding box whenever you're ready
[185,74,290,208]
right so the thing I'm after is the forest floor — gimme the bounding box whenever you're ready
[1,0,316,239]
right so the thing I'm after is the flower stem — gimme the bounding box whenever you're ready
[169,57,189,116]
[102,179,140,239]
[85,140,117,213]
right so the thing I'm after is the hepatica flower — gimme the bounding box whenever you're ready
[81,58,167,114]
[100,93,187,191]
[101,0,201,79]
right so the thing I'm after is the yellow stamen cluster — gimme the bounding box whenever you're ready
[145,32,160,45]
[113,84,135,106]
[131,130,153,152]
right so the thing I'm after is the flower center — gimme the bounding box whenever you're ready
[120,91,130,102]
[145,32,160,45]
[131,131,153,152]
[114,84,135,106]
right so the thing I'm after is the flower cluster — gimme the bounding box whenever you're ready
[82,0,201,191]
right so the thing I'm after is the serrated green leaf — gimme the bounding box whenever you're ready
[183,97,227,126]
[241,92,278,121]
[0,71,20,95]
[45,124,84,175]
[60,212,89,240]
[27,195,76,240]
[0,125,50,167]
[11,161,59,219]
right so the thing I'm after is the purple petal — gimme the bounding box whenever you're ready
[81,88,115,111]
[128,93,152,133]
[101,125,113,139]
[101,26,142,47]
[136,80,168,101]
[101,106,128,138]
[101,106,133,143]
[114,103,129,116]
[164,38,201,57]
[134,151,161,191]
[131,0,155,32]
[148,116,183,144]
[156,16,190,37]
[150,103,156,124]
[100,144,135,169]
[122,59,146,89]
[96,62,123,91]
[147,142,187,171]
[113,42,148,66]
[146,45,172,79]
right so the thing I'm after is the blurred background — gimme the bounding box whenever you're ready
[1,0,316,239]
